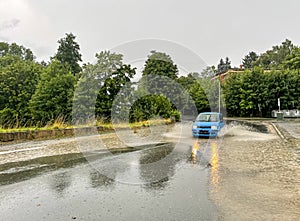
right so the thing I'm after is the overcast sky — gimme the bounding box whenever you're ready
[0,0,300,68]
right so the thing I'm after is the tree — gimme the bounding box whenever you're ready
[0,42,9,57]
[254,39,295,69]
[129,94,175,122]
[141,51,185,116]
[217,57,231,74]
[52,33,82,75]
[72,51,125,123]
[283,47,300,70]
[242,51,258,69]
[0,42,35,61]
[141,51,179,99]
[177,73,210,113]
[95,64,136,121]
[200,66,216,78]
[188,80,210,112]
[29,60,76,125]
[177,73,197,89]
[223,69,263,117]
[142,51,178,80]
[124,51,186,122]
[222,67,300,117]
[0,55,42,127]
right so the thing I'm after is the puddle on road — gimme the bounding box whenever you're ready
[0,145,217,221]
[0,142,178,186]
[0,153,86,185]
[0,146,143,185]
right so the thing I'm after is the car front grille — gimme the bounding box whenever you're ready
[199,130,210,134]
[198,126,211,128]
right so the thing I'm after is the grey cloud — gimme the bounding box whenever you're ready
[0,35,9,41]
[0,19,20,32]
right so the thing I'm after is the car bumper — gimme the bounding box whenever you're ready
[192,129,219,137]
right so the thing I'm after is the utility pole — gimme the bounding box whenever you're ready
[219,80,221,113]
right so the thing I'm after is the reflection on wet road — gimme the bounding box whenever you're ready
[209,140,220,192]
[190,139,220,193]
[0,136,220,220]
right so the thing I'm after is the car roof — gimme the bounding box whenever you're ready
[199,112,220,115]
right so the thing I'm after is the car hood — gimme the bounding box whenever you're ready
[193,121,218,127]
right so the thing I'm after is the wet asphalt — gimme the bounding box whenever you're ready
[2,120,299,221]
[0,124,219,221]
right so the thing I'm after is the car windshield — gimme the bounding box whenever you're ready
[196,114,219,122]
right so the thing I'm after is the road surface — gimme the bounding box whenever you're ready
[0,121,299,220]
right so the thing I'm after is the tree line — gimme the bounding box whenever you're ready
[0,34,207,128]
[1,35,300,128]
[221,39,300,117]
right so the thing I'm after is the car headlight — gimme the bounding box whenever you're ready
[211,125,218,130]
[192,125,197,129]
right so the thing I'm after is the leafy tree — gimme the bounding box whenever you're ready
[177,73,210,113]
[223,69,264,117]
[72,51,124,123]
[52,33,82,75]
[142,51,178,80]
[200,66,216,78]
[0,42,34,61]
[126,51,186,122]
[188,80,210,112]
[242,51,258,69]
[217,57,231,74]
[283,47,300,69]
[0,42,9,57]
[29,60,76,125]
[223,68,300,117]
[95,64,136,121]
[129,95,174,122]
[141,51,180,101]
[177,73,197,89]
[254,39,295,69]
[0,55,42,127]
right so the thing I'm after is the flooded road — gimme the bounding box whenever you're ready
[0,147,217,221]
[212,121,300,220]
[0,123,218,221]
[0,121,300,220]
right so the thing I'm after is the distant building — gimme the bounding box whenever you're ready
[211,69,244,82]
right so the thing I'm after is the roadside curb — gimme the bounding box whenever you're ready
[0,126,113,143]
[270,122,288,142]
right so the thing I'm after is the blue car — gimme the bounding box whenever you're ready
[192,112,225,137]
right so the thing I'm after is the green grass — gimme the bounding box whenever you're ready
[0,118,172,133]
